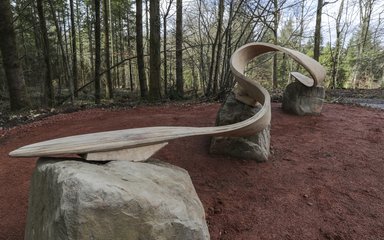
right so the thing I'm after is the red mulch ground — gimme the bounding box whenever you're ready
[1,103,383,240]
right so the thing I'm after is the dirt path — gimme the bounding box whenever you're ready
[336,98,384,110]
[1,103,383,240]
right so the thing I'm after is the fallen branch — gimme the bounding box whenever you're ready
[59,44,212,105]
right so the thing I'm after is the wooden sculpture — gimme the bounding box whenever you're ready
[9,43,326,161]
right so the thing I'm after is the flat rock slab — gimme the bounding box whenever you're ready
[25,158,210,240]
[282,81,325,115]
[210,92,270,162]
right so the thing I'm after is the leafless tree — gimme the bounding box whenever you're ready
[94,0,101,104]
[36,0,54,106]
[176,0,184,97]
[136,0,148,98]
[149,0,161,100]
[0,0,29,110]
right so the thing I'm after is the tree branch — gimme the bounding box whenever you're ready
[59,44,213,105]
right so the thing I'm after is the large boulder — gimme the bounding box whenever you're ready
[282,81,325,115]
[210,92,270,162]
[25,158,210,240]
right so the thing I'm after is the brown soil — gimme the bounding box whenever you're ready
[1,103,383,240]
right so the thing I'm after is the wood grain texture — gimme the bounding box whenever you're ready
[291,72,314,87]
[83,143,169,161]
[9,42,325,160]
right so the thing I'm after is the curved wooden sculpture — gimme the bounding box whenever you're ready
[9,43,325,161]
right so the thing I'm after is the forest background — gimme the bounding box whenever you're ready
[0,0,383,111]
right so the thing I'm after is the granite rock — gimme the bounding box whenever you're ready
[282,81,325,115]
[210,92,270,162]
[25,158,210,240]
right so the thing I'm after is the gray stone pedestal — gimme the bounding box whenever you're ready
[25,158,210,240]
[282,81,325,115]
[210,92,270,162]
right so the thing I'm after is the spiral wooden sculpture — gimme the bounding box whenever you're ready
[9,43,326,161]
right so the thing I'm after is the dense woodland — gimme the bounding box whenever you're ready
[0,0,383,110]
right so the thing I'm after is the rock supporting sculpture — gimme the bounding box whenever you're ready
[25,158,210,240]
[282,81,325,115]
[210,92,270,162]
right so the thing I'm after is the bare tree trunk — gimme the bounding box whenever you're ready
[70,0,78,97]
[162,0,173,95]
[86,4,94,74]
[135,0,148,98]
[0,0,29,110]
[149,0,161,100]
[145,0,149,53]
[108,0,115,89]
[61,8,70,89]
[36,0,54,106]
[145,0,150,82]
[197,0,207,94]
[352,0,374,88]
[207,0,224,96]
[212,0,226,95]
[30,4,41,61]
[126,13,134,91]
[331,0,345,88]
[48,0,74,103]
[359,0,373,52]
[60,8,69,90]
[163,18,168,95]
[118,10,126,88]
[272,0,279,89]
[77,0,85,87]
[175,0,183,97]
[103,0,113,98]
[114,20,120,87]
[281,53,287,82]
[296,0,305,71]
[314,0,323,61]
[220,0,234,91]
[94,0,101,104]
